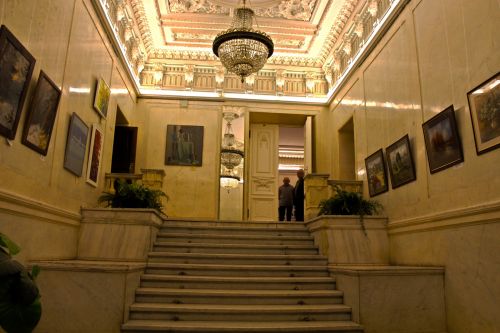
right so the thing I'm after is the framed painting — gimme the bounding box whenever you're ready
[86,124,104,187]
[422,105,464,174]
[93,77,110,118]
[165,125,204,166]
[63,113,89,176]
[467,72,500,155]
[365,149,389,197]
[0,25,36,140]
[386,134,416,189]
[21,71,62,155]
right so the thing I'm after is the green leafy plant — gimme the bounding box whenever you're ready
[0,233,42,333]
[318,186,383,234]
[98,180,167,213]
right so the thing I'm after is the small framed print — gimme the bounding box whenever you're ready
[422,105,464,174]
[386,135,416,189]
[467,72,500,155]
[21,71,62,155]
[365,149,389,197]
[86,124,104,187]
[64,113,89,176]
[0,25,36,140]
[93,77,110,118]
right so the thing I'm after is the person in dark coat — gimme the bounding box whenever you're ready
[294,169,305,221]
[278,177,294,221]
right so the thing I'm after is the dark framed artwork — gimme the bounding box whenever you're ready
[385,135,416,189]
[93,77,110,118]
[165,125,204,166]
[63,113,89,176]
[21,71,62,155]
[467,72,500,155]
[365,149,389,197]
[422,105,464,174]
[86,124,104,187]
[0,25,36,140]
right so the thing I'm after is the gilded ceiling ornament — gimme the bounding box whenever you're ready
[168,0,229,14]
[254,0,316,21]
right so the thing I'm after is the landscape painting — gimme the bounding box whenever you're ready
[467,72,500,154]
[0,25,36,139]
[386,135,416,189]
[422,105,464,174]
[365,149,388,197]
[21,71,62,155]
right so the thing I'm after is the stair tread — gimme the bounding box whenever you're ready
[141,274,335,283]
[130,303,351,312]
[154,242,318,249]
[136,288,342,297]
[149,252,327,260]
[161,225,308,232]
[147,263,328,270]
[122,320,363,331]
[158,233,314,240]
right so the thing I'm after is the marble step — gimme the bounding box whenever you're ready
[140,274,337,290]
[135,287,344,305]
[145,263,330,277]
[153,242,319,255]
[128,303,353,321]
[148,252,328,266]
[121,320,364,332]
[159,225,310,237]
[156,232,315,246]
[162,219,307,229]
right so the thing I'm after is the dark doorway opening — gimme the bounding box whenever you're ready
[111,108,137,174]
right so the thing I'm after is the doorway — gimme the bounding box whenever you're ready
[111,108,137,174]
[338,118,355,180]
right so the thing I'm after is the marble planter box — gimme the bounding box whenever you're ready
[306,215,389,264]
[331,265,446,333]
[78,208,163,261]
[30,260,144,333]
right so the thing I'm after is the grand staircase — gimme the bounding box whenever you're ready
[121,219,363,332]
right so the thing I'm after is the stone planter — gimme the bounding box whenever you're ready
[78,208,163,261]
[306,215,389,265]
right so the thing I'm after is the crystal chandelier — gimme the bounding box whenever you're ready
[221,113,244,170]
[212,0,274,83]
[220,112,244,189]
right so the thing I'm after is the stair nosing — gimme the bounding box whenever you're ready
[148,252,327,260]
[140,274,335,282]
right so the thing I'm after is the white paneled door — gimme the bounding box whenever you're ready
[248,124,279,221]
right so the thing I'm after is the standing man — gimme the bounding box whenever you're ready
[294,169,305,221]
[278,177,294,222]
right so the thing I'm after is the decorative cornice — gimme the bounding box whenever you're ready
[318,0,358,63]
[129,0,154,53]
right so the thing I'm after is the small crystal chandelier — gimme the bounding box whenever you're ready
[212,0,274,83]
[221,113,244,170]
[220,112,244,190]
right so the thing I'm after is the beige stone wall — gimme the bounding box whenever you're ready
[314,0,500,332]
[0,0,138,260]
[136,99,222,219]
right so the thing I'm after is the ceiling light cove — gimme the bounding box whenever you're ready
[94,0,408,103]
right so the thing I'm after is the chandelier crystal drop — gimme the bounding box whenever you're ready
[212,1,274,83]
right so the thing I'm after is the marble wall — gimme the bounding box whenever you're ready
[0,0,137,259]
[314,0,500,331]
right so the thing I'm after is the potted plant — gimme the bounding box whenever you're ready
[98,179,168,213]
[318,185,382,234]
[0,233,41,333]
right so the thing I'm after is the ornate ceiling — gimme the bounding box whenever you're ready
[95,0,405,100]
